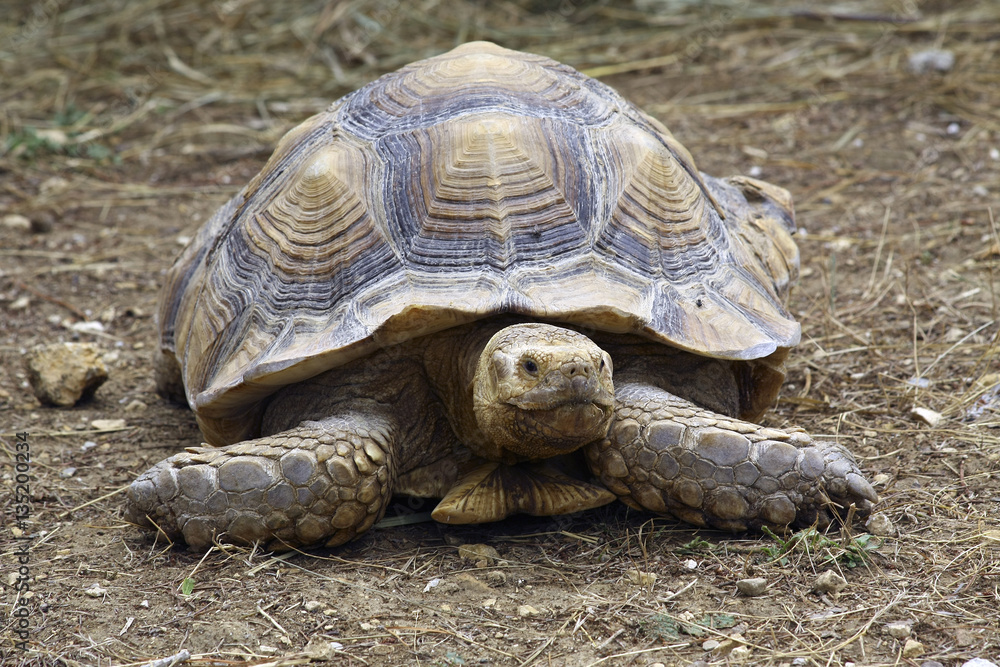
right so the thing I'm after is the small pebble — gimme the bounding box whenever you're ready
[736,577,767,597]
[9,295,30,310]
[517,604,540,617]
[921,661,945,667]
[70,321,105,335]
[85,584,107,597]
[484,571,507,587]
[910,407,943,428]
[60,467,77,478]
[907,48,955,73]
[304,600,323,612]
[947,122,960,135]
[813,570,847,595]
[25,342,108,407]
[730,646,752,660]
[457,543,499,567]
[902,639,924,658]
[626,569,657,586]
[91,418,127,431]
[872,473,891,487]
[2,214,32,232]
[962,661,999,667]
[702,639,720,651]
[886,620,912,638]
[866,513,896,537]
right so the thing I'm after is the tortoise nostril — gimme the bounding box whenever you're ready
[563,361,593,377]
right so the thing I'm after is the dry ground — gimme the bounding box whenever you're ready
[1,1,998,665]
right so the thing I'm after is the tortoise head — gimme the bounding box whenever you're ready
[473,323,615,460]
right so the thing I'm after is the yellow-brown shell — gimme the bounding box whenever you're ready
[159,41,799,442]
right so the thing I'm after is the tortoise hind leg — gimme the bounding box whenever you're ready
[126,414,395,549]
[584,382,877,531]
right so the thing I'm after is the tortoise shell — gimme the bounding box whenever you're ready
[159,41,800,445]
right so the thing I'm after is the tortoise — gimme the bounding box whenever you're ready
[126,41,877,549]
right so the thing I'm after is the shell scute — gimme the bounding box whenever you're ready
[159,41,799,441]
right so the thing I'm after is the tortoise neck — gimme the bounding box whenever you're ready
[420,320,511,461]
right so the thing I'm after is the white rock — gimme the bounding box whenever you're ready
[91,418,126,431]
[813,570,847,594]
[866,513,896,537]
[25,342,108,406]
[517,604,540,617]
[35,129,69,146]
[40,176,71,196]
[961,660,999,667]
[910,407,943,428]
[873,473,892,487]
[907,49,954,73]
[736,577,768,596]
[886,620,912,638]
[2,214,31,232]
[69,321,105,335]
[730,646,752,660]
[902,639,924,658]
[9,295,30,310]
[626,569,657,586]
[304,600,323,612]
[85,583,107,597]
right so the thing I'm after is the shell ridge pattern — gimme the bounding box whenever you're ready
[170,41,802,417]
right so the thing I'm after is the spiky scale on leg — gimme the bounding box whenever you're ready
[126,415,395,549]
[584,382,877,531]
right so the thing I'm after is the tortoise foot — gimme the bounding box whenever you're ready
[126,415,395,549]
[585,382,878,531]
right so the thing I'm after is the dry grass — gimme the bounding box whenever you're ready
[1,0,999,665]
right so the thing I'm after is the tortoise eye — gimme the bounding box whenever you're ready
[599,358,605,371]
[522,359,538,374]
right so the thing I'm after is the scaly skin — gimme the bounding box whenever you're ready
[126,322,877,548]
[126,415,396,548]
[585,382,876,532]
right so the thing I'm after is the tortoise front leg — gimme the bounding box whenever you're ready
[126,414,394,549]
[584,382,878,531]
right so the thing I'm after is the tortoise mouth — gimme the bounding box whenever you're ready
[504,399,614,458]
[509,380,614,412]
[528,401,613,435]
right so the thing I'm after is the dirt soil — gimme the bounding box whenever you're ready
[2,1,998,665]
